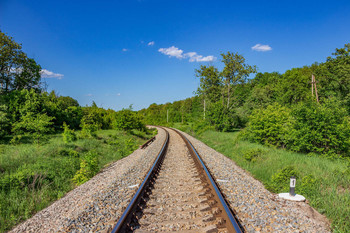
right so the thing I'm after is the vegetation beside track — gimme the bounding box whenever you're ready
[175,123,350,232]
[0,128,156,232]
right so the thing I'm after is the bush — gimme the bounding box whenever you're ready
[288,99,350,156]
[114,109,145,131]
[79,122,98,138]
[243,148,264,162]
[243,103,294,147]
[267,165,299,193]
[207,102,242,132]
[62,122,77,143]
[72,151,99,185]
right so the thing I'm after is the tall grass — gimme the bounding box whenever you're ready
[176,125,350,232]
[0,129,153,232]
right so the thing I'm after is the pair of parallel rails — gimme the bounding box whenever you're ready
[111,127,244,232]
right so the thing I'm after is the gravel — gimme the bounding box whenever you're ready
[176,129,331,233]
[10,126,331,232]
[10,127,166,233]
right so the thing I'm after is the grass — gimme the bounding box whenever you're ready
[174,123,350,232]
[0,128,155,232]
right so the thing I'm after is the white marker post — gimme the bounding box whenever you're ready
[290,176,296,196]
[278,176,305,202]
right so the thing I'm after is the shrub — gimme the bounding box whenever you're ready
[289,99,350,156]
[72,151,99,185]
[114,109,145,131]
[243,103,294,147]
[62,122,77,143]
[267,165,299,193]
[243,148,264,162]
[79,122,98,138]
[207,102,242,132]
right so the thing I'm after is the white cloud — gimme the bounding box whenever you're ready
[122,48,128,52]
[117,93,121,96]
[86,93,93,97]
[158,46,184,59]
[251,44,272,52]
[148,41,155,46]
[40,69,64,79]
[158,46,216,62]
[185,52,216,62]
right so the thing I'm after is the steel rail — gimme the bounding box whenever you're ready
[112,127,244,232]
[111,127,169,233]
[173,128,244,233]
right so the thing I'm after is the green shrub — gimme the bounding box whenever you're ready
[207,102,242,132]
[267,165,299,193]
[62,122,77,143]
[288,99,350,156]
[114,109,145,131]
[243,148,264,162]
[72,151,99,185]
[243,103,294,147]
[192,120,213,135]
[299,174,318,195]
[79,123,98,138]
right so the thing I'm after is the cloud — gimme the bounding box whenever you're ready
[185,52,216,62]
[251,44,272,52]
[148,41,155,46]
[40,69,64,79]
[122,48,128,52]
[158,46,184,59]
[86,93,93,97]
[117,93,121,96]
[158,46,216,62]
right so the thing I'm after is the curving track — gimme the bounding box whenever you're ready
[112,127,244,233]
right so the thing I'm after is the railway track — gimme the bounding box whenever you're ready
[111,127,243,233]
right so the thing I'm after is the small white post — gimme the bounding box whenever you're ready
[289,176,296,196]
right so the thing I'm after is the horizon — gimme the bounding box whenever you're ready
[1,0,350,110]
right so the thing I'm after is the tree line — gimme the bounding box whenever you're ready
[140,44,350,157]
[0,29,145,143]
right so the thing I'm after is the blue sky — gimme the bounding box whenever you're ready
[1,0,350,110]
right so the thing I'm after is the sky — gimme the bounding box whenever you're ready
[1,0,350,110]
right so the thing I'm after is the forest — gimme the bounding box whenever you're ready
[140,44,350,158]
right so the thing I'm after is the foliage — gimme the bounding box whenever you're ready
[72,151,99,185]
[0,30,41,93]
[62,122,77,143]
[289,99,350,156]
[114,109,145,131]
[0,104,8,138]
[243,148,264,162]
[243,103,294,147]
[267,165,299,193]
[12,112,54,143]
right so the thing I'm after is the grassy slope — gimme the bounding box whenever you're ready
[176,126,349,232]
[0,129,154,232]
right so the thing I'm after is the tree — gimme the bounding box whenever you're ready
[195,65,223,103]
[220,52,257,108]
[316,43,350,100]
[0,30,41,93]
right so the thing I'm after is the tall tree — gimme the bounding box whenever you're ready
[220,52,257,108]
[195,65,223,103]
[0,30,41,93]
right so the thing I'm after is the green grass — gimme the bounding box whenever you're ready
[0,129,154,232]
[175,124,350,232]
